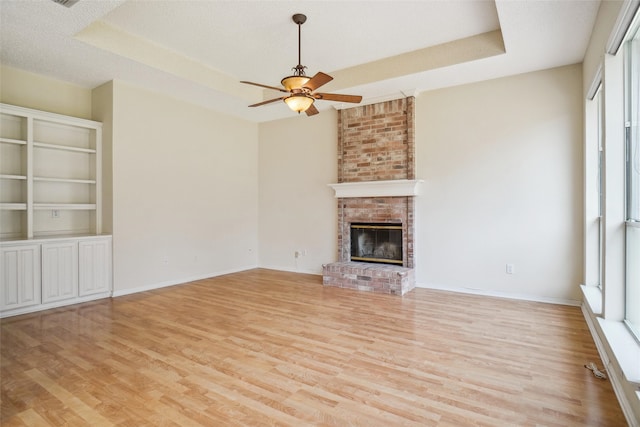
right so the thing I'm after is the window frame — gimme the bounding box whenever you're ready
[624,20,640,341]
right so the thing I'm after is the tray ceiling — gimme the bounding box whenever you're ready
[0,0,600,122]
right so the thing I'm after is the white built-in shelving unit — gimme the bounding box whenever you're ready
[0,103,111,317]
[0,103,102,239]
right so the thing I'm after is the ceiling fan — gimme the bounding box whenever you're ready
[240,13,362,116]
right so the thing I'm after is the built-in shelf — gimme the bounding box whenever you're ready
[34,203,97,210]
[328,179,424,198]
[33,141,96,154]
[0,103,102,239]
[34,177,96,184]
[0,137,26,145]
[0,174,27,180]
[0,103,111,317]
[0,203,27,210]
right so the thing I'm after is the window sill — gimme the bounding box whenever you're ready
[581,284,602,315]
[581,285,640,387]
[597,317,640,387]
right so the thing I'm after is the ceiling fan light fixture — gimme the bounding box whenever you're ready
[240,13,361,116]
[281,75,310,92]
[284,94,314,113]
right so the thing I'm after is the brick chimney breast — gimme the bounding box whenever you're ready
[326,97,416,295]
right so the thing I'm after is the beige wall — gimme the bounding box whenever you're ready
[415,64,584,302]
[108,81,259,293]
[258,110,338,274]
[0,65,92,119]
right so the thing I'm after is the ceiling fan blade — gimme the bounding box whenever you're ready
[303,72,333,91]
[314,93,363,103]
[248,97,285,107]
[241,81,289,93]
[305,104,319,116]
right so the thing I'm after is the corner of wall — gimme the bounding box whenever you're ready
[91,81,114,235]
[0,65,92,119]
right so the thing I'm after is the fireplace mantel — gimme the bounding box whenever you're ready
[328,179,423,198]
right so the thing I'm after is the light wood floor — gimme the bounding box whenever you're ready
[1,269,626,426]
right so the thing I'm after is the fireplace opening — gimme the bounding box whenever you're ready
[350,223,403,265]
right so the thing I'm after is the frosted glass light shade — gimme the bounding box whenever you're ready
[281,75,310,91]
[284,94,314,113]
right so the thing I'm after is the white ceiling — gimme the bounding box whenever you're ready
[1,0,600,122]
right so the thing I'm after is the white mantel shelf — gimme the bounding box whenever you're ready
[328,179,424,198]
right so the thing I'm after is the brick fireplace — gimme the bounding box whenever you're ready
[323,97,418,295]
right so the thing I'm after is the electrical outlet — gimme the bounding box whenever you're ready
[506,264,515,274]
[51,210,60,219]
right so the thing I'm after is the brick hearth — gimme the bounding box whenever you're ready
[323,97,416,295]
[322,262,415,296]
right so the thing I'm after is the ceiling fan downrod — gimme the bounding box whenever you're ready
[292,13,307,77]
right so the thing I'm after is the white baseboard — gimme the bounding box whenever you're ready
[112,273,579,306]
[417,282,581,306]
[0,291,111,318]
[581,303,610,364]
[111,264,258,297]
[258,264,322,276]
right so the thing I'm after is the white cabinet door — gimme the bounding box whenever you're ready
[78,238,111,297]
[41,241,78,304]
[0,244,41,310]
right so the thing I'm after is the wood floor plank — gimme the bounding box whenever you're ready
[0,268,628,426]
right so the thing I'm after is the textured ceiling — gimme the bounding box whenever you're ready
[0,0,600,122]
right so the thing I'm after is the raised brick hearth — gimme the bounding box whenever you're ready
[322,262,415,296]
[323,97,417,295]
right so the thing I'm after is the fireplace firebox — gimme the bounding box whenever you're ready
[350,223,403,265]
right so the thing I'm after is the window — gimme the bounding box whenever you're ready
[583,79,604,293]
[625,23,640,339]
[597,85,604,289]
